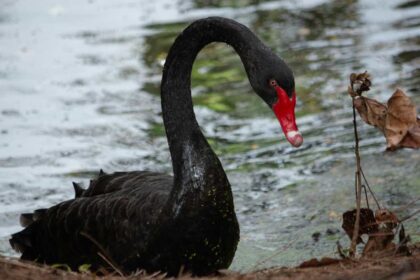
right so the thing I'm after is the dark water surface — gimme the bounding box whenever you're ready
[0,0,419,271]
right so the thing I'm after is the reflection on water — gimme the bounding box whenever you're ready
[0,0,419,271]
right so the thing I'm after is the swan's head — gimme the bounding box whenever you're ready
[247,51,303,148]
[268,78,303,148]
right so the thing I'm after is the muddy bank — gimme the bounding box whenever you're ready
[1,244,419,280]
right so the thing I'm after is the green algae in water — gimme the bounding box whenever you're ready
[194,93,236,113]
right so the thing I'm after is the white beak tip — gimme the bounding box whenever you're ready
[286,131,303,147]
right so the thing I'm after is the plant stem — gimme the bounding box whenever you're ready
[360,168,381,209]
[350,99,363,257]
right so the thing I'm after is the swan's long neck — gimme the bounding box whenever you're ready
[161,17,263,213]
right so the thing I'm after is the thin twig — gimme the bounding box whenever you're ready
[362,185,370,209]
[97,252,124,277]
[80,231,124,276]
[354,172,358,202]
[350,100,363,257]
[399,209,420,222]
[366,232,396,237]
[360,168,380,209]
[393,197,420,213]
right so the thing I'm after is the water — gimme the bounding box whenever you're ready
[0,0,419,272]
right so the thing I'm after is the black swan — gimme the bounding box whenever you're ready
[10,17,302,276]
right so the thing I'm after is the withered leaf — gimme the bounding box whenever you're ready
[348,85,357,98]
[385,89,418,149]
[353,96,387,132]
[342,208,378,244]
[298,257,340,268]
[349,72,371,96]
[374,209,399,227]
[400,119,420,148]
[362,227,395,257]
[396,224,411,256]
[362,209,403,257]
[348,72,420,150]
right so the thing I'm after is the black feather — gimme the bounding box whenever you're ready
[33,208,47,220]
[72,182,85,198]
[19,213,34,227]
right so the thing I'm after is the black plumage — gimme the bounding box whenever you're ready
[10,17,296,276]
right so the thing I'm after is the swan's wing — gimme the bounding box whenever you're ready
[74,171,171,198]
[10,172,173,271]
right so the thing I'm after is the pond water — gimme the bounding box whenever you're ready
[0,0,419,272]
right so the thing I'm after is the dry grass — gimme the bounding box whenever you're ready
[1,243,419,280]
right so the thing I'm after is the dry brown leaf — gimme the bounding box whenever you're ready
[349,71,372,96]
[298,257,340,268]
[363,209,399,257]
[348,72,420,150]
[396,224,411,256]
[400,119,420,148]
[353,97,387,132]
[375,209,399,225]
[348,85,356,97]
[342,207,410,258]
[342,208,378,244]
[362,228,395,257]
[385,89,418,149]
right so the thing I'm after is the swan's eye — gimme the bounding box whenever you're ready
[269,79,277,87]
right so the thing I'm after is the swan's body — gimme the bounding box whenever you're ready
[10,17,301,276]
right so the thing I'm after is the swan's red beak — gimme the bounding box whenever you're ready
[272,87,303,147]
